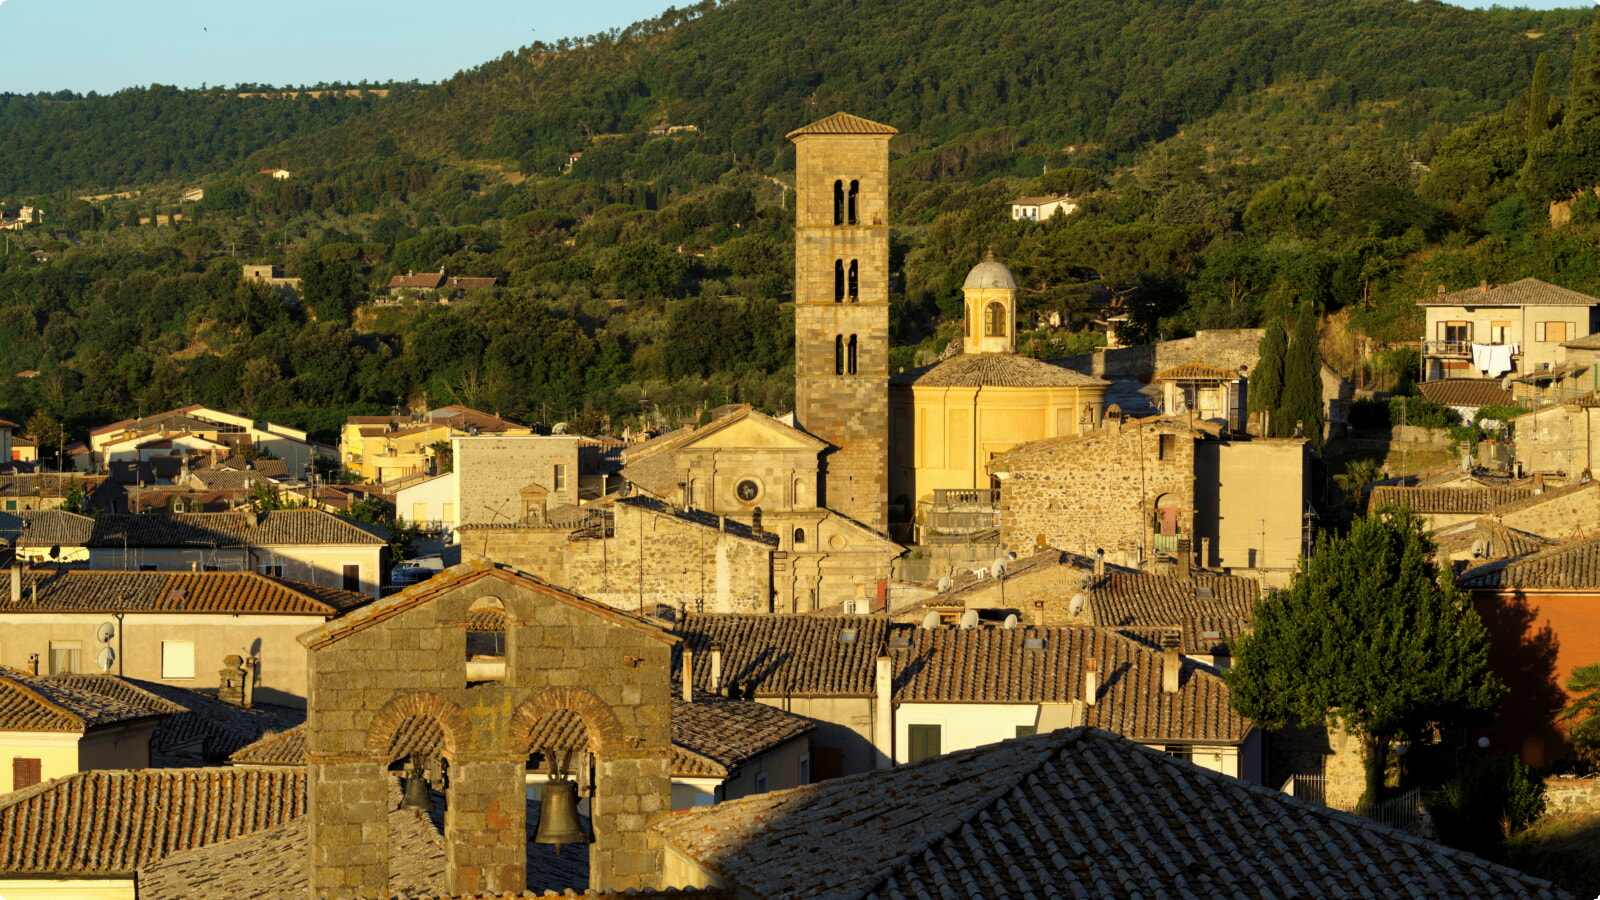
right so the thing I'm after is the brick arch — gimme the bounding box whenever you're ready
[508,687,625,754]
[364,691,471,759]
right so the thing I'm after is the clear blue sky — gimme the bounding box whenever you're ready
[0,0,1592,95]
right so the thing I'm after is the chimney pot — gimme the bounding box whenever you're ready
[1162,631,1182,693]
[681,647,694,702]
[1084,657,1099,706]
[710,643,723,694]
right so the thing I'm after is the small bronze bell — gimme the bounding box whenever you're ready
[400,773,434,813]
[533,778,588,852]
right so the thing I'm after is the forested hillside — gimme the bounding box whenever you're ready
[1,0,1598,462]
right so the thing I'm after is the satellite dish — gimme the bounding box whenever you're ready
[936,575,952,593]
[992,557,1008,578]
[97,622,116,644]
[1003,613,1018,629]
[49,545,60,560]
[96,647,115,673]
[1470,539,1489,559]
[1069,593,1086,617]
[958,609,979,630]
[921,611,940,630]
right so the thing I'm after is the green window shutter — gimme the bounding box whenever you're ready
[1015,725,1036,738]
[908,724,941,763]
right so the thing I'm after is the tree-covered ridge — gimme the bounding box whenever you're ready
[251,0,1587,176]
[0,84,412,196]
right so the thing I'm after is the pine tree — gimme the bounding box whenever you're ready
[1278,306,1325,447]
[1225,509,1505,805]
[1527,53,1550,143]
[1248,316,1287,435]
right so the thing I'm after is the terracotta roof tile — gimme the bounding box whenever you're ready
[656,728,1571,900]
[1461,533,1600,589]
[0,768,305,874]
[83,509,388,546]
[786,112,899,138]
[890,353,1109,388]
[1367,486,1532,514]
[0,570,366,615]
[1435,518,1557,559]
[46,674,302,762]
[1417,379,1517,409]
[0,668,168,731]
[0,509,95,545]
[1153,360,1241,381]
[1418,277,1600,308]
[676,617,1248,744]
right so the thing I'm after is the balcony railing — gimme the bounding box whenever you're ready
[931,488,1000,510]
[1423,340,1519,359]
[1153,534,1181,552]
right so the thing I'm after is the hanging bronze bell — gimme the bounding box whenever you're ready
[533,778,588,851]
[399,773,434,813]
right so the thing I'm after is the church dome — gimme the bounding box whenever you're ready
[962,251,1017,291]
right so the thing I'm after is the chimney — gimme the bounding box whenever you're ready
[718,516,727,533]
[9,558,20,604]
[1533,473,1546,494]
[1437,285,1446,296]
[1084,658,1098,706]
[874,655,894,769]
[681,647,694,702]
[709,643,723,695]
[28,653,38,676]
[1162,631,1182,694]
[1093,549,1105,577]
[243,656,257,709]
[1200,538,1210,570]
[1480,279,1490,294]
[678,482,689,511]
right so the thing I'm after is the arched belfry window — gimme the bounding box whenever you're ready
[834,260,845,302]
[847,260,859,302]
[847,180,860,225]
[985,301,1007,338]
[833,180,845,225]
[835,335,845,375]
[847,334,858,375]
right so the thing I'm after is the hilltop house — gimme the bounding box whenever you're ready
[1420,278,1600,381]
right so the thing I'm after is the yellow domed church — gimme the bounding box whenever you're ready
[888,252,1109,531]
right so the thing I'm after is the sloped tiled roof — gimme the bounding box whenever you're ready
[0,768,305,875]
[1089,572,1257,655]
[786,112,898,138]
[1435,518,1557,559]
[0,509,95,544]
[194,456,290,478]
[890,353,1109,388]
[1367,486,1531,514]
[676,617,1247,744]
[1153,361,1240,381]
[656,728,1571,900]
[1461,534,1600,590]
[1419,277,1600,308]
[45,674,303,763]
[0,667,167,732]
[388,272,447,289]
[84,509,387,546]
[1417,379,1516,409]
[189,469,275,491]
[0,570,367,615]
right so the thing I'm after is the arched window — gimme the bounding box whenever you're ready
[835,335,845,375]
[834,260,845,302]
[793,527,806,545]
[847,180,860,225]
[833,180,844,225]
[985,301,1007,338]
[847,260,859,302]
[847,334,858,375]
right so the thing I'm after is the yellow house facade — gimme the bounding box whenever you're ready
[889,254,1109,526]
[340,406,533,484]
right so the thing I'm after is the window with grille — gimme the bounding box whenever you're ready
[907,724,942,763]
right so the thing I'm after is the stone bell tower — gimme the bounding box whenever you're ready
[788,111,896,532]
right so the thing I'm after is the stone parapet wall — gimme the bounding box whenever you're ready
[1544,777,1600,815]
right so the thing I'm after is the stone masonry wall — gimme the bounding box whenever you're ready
[305,570,674,898]
[1499,481,1600,536]
[464,505,774,615]
[995,421,1196,562]
[455,436,582,525]
[1544,777,1600,815]
[792,127,892,532]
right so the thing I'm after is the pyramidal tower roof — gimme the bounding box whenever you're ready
[786,112,899,139]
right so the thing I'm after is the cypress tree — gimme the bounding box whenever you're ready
[1527,53,1550,143]
[1248,316,1287,435]
[1572,20,1600,123]
[1279,305,1325,447]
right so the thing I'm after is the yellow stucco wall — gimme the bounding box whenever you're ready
[0,731,80,789]
[0,878,135,900]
